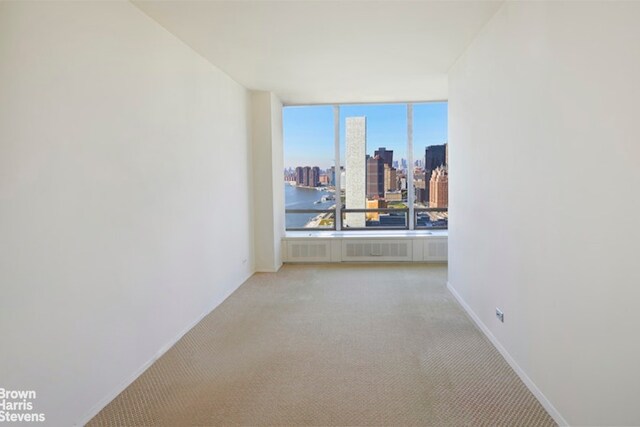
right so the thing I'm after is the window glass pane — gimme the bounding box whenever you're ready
[340,104,408,229]
[413,102,448,228]
[283,106,335,230]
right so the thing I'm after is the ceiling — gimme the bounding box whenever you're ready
[133,1,503,105]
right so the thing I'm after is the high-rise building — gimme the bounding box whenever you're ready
[295,166,304,186]
[414,171,427,205]
[303,166,311,186]
[293,166,321,187]
[374,147,393,167]
[429,165,448,208]
[366,155,385,199]
[425,143,447,173]
[310,166,320,187]
[384,163,397,192]
[424,143,447,200]
[345,117,366,227]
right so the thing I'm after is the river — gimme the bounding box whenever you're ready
[284,184,335,228]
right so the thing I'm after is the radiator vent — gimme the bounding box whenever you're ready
[342,240,411,261]
[291,243,326,258]
[284,237,447,263]
[286,241,331,262]
[424,239,447,261]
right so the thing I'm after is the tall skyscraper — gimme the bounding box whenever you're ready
[429,165,448,208]
[374,147,393,167]
[425,144,447,173]
[295,166,304,186]
[345,117,366,227]
[310,166,320,187]
[384,163,397,192]
[302,166,311,186]
[366,155,385,199]
[424,143,447,200]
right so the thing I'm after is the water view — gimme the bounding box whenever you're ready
[285,184,335,229]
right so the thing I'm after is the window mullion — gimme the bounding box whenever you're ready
[334,105,341,231]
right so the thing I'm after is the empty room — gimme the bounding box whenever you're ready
[1,1,639,426]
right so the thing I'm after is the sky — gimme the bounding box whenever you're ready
[283,102,448,170]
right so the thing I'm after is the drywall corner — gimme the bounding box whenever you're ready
[251,91,284,272]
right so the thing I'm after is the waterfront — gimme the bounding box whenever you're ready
[284,183,448,229]
[285,184,334,229]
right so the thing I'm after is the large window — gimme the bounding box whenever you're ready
[414,102,449,229]
[283,106,335,230]
[284,103,448,231]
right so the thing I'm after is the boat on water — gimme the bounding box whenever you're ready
[314,195,335,204]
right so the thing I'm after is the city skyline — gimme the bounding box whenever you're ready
[284,103,449,229]
[283,102,448,169]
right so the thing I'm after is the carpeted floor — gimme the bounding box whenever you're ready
[89,263,555,426]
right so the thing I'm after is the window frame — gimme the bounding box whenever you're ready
[284,102,447,232]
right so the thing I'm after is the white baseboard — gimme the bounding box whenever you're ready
[446,282,569,427]
[255,265,282,273]
[77,271,254,426]
[254,259,283,273]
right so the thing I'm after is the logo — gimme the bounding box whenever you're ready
[0,388,45,423]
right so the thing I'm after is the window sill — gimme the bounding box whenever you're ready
[284,229,448,239]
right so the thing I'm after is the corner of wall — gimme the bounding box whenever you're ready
[270,93,285,269]
[250,91,284,272]
[245,91,257,273]
[446,281,568,426]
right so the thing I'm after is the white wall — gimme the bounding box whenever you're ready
[270,93,285,264]
[251,91,284,272]
[0,2,253,425]
[449,2,640,425]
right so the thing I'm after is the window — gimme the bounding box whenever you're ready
[284,106,335,230]
[340,104,408,229]
[414,102,449,229]
[284,103,448,231]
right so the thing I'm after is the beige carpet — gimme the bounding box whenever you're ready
[89,263,555,426]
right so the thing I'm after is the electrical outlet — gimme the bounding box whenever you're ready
[496,308,504,323]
